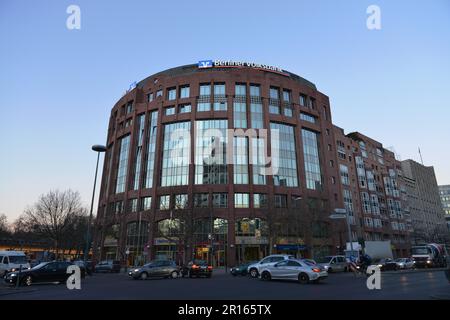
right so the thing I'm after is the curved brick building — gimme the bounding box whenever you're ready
[93,61,345,267]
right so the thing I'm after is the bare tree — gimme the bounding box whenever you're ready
[0,213,12,238]
[20,189,87,259]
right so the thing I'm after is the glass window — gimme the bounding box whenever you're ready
[160,121,191,186]
[167,88,176,100]
[233,102,247,128]
[302,129,322,190]
[174,194,188,209]
[213,83,227,111]
[144,111,158,188]
[159,195,170,210]
[126,101,133,114]
[179,85,190,99]
[141,197,152,211]
[132,114,145,190]
[300,113,316,123]
[194,193,209,208]
[115,135,131,194]
[212,193,228,208]
[250,84,260,97]
[299,94,306,106]
[129,198,138,213]
[179,104,191,113]
[274,194,287,208]
[195,120,228,184]
[235,84,246,96]
[250,102,263,129]
[233,137,249,184]
[340,164,349,185]
[282,90,291,102]
[251,137,266,185]
[269,87,280,114]
[254,194,268,208]
[165,106,175,115]
[270,123,298,187]
[156,89,163,97]
[147,92,154,102]
[283,106,293,117]
[198,84,211,111]
[234,193,249,208]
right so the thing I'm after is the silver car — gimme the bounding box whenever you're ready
[395,258,415,269]
[259,259,328,284]
[247,255,295,278]
[317,255,349,273]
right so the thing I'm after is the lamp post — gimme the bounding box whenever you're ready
[84,144,107,265]
[292,197,302,259]
[329,208,354,257]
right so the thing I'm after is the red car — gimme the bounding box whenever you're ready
[181,260,212,278]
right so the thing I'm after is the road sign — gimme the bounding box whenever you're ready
[334,208,347,214]
[329,214,346,219]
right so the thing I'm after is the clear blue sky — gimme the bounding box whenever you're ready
[1,0,449,221]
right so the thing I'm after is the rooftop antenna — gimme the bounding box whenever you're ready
[418,147,424,165]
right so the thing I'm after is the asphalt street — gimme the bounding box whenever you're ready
[1,269,449,300]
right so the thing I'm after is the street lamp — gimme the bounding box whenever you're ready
[84,144,107,265]
[329,208,354,257]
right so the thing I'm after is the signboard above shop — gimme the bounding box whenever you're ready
[198,59,288,76]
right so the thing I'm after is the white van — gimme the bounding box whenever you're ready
[0,251,30,277]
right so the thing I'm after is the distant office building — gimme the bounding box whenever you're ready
[438,185,450,232]
[401,160,448,244]
[333,126,411,258]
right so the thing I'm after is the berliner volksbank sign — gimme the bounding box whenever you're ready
[198,59,285,74]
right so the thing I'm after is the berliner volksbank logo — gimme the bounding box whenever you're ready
[198,60,213,68]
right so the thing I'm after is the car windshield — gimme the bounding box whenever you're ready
[32,262,49,270]
[193,260,207,266]
[302,259,317,266]
[395,258,405,262]
[317,257,332,263]
[412,247,430,255]
[8,256,27,264]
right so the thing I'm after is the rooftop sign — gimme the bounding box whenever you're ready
[198,59,287,75]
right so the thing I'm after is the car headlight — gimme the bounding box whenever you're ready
[9,273,17,277]
[377,264,383,268]
[133,269,140,272]
[427,260,432,264]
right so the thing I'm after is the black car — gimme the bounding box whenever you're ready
[128,260,180,280]
[94,260,121,273]
[181,260,212,278]
[4,261,85,286]
[230,261,257,276]
[374,258,398,271]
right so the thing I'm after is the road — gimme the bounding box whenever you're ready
[1,269,449,300]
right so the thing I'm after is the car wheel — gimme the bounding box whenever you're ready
[249,268,258,278]
[298,273,309,284]
[261,271,271,281]
[23,275,33,287]
[170,271,178,279]
[140,272,148,280]
[344,267,348,272]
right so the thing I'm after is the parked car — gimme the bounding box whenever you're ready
[247,255,295,278]
[373,258,398,271]
[94,260,121,273]
[230,261,257,276]
[4,261,85,286]
[0,251,30,277]
[73,260,93,275]
[128,260,180,280]
[395,258,415,270]
[181,260,212,278]
[317,255,349,273]
[259,259,328,284]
